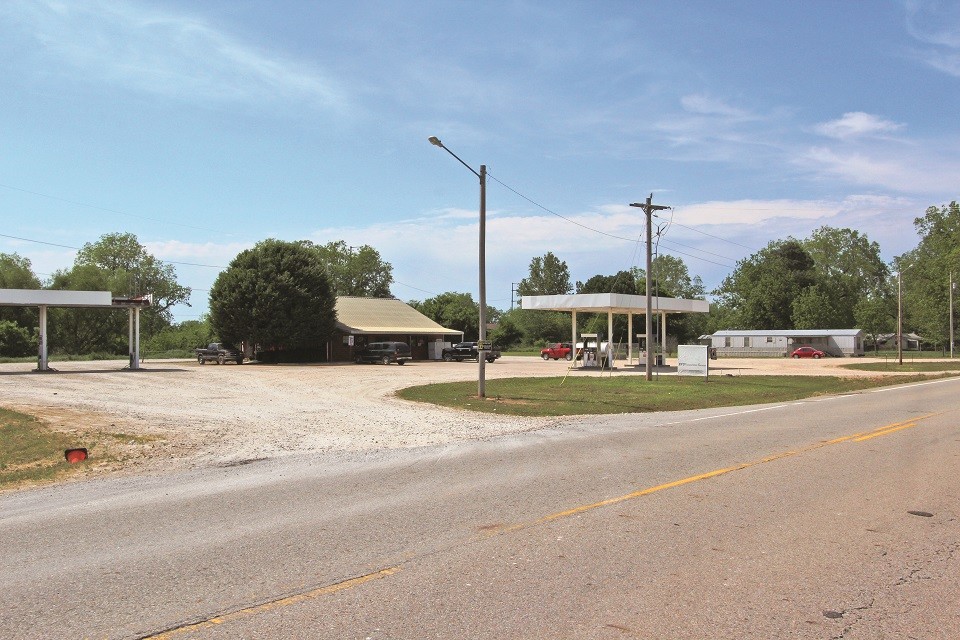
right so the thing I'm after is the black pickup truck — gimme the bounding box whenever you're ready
[441,341,501,363]
[195,343,244,365]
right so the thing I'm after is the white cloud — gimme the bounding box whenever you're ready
[814,112,905,139]
[674,199,838,226]
[905,0,960,76]
[680,94,750,119]
[798,146,960,194]
[2,1,345,110]
[144,240,252,267]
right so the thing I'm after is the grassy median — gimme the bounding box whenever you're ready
[397,374,948,417]
[841,361,960,373]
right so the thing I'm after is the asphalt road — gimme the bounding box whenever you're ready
[2,377,959,639]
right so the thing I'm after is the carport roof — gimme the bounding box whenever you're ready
[0,288,151,308]
[521,293,709,314]
[335,296,461,336]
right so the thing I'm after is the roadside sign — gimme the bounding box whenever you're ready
[677,345,709,378]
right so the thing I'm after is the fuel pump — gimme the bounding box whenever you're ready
[580,333,599,368]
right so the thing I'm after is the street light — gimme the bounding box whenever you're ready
[428,136,488,398]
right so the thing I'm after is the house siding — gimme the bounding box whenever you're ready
[708,330,865,357]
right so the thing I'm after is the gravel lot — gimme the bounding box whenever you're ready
[0,354,920,477]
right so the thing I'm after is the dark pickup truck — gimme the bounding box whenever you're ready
[195,343,244,365]
[441,341,501,363]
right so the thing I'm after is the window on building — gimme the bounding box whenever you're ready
[724,337,731,347]
[766,336,774,343]
[743,337,751,347]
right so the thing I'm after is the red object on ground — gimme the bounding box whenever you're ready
[64,448,88,464]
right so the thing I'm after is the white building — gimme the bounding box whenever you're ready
[704,329,865,357]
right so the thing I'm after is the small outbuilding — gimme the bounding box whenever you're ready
[330,296,462,361]
[705,329,865,357]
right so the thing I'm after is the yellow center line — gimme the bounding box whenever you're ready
[142,412,941,637]
[141,566,400,639]
[489,412,940,536]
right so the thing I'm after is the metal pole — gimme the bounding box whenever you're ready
[950,271,954,359]
[478,165,487,398]
[898,270,903,365]
[427,136,487,397]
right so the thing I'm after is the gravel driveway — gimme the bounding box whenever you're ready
[0,354,914,476]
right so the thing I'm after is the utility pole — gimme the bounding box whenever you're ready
[630,195,670,381]
[950,271,955,359]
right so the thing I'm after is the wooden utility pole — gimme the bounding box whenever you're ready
[630,195,671,381]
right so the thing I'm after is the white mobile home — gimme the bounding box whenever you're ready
[705,329,865,357]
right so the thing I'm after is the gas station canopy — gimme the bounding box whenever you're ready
[521,293,709,370]
[521,293,709,315]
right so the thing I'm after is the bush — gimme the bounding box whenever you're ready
[0,321,35,357]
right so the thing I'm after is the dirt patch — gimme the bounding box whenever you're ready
[0,355,934,483]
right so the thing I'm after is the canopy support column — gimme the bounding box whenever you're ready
[607,310,614,367]
[128,307,141,370]
[571,311,577,368]
[661,312,667,364]
[37,305,49,371]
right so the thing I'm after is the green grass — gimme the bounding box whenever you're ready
[841,360,960,373]
[0,407,159,490]
[0,407,83,488]
[396,374,946,417]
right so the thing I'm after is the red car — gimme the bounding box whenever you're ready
[790,346,825,359]
[540,342,573,361]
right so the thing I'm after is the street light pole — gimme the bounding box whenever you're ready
[898,269,903,366]
[428,136,487,398]
[630,195,670,381]
[950,271,955,359]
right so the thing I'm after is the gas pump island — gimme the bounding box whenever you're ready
[580,333,599,368]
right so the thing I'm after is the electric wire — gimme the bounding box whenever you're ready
[0,182,221,233]
[486,171,742,268]
[0,232,225,269]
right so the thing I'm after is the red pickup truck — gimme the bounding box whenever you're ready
[540,342,573,361]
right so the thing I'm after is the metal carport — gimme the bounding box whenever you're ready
[0,289,152,371]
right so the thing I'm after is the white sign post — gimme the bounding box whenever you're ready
[677,345,709,379]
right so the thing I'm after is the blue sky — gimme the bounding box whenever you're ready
[1,0,958,321]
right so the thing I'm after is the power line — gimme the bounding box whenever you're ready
[0,182,221,233]
[0,232,224,268]
[486,171,744,268]
[652,212,756,251]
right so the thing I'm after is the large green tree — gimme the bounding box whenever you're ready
[0,252,42,328]
[409,292,480,340]
[713,239,817,330]
[802,226,888,327]
[517,252,572,296]
[312,240,393,297]
[634,255,709,345]
[898,201,960,348]
[48,234,190,354]
[75,233,190,324]
[210,239,337,351]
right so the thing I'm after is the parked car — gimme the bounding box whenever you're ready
[540,342,573,361]
[442,341,501,363]
[355,341,412,365]
[790,346,825,359]
[195,343,244,365]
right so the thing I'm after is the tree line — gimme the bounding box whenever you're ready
[1,200,958,358]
